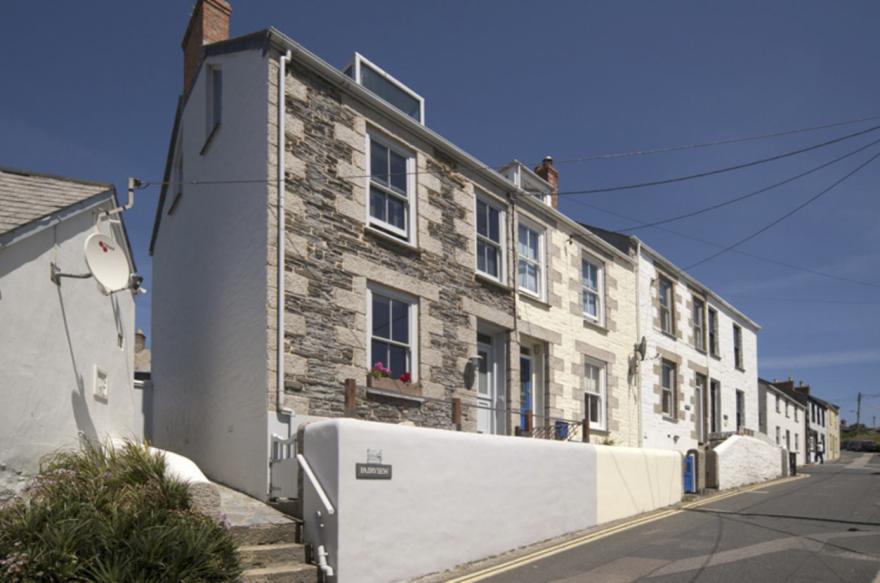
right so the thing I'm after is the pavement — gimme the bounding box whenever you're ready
[453,452,880,583]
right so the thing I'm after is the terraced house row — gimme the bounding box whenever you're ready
[149,0,763,500]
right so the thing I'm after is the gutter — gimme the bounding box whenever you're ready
[277,49,294,418]
[635,239,643,448]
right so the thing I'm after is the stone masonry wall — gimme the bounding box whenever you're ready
[515,208,640,447]
[266,56,515,430]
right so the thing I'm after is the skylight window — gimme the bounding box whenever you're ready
[346,53,425,124]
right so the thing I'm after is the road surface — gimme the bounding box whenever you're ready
[481,452,880,582]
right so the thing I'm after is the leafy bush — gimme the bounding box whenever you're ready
[0,441,241,582]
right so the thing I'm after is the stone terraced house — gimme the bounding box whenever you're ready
[584,226,762,458]
[148,0,644,499]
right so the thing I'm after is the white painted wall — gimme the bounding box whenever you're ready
[637,246,759,455]
[150,48,273,499]
[715,435,782,490]
[764,388,806,466]
[0,197,141,492]
[806,400,829,464]
[301,419,682,583]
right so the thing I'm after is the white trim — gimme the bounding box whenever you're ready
[580,251,605,325]
[516,215,546,301]
[365,131,417,244]
[348,52,425,124]
[583,356,607,431]
[474,192,506,283]
[366,282,419,381]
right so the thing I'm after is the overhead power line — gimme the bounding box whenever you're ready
[547,124,880,198]
[685,149,880,270]
[559,197,880,290]
[725,295,880,306]
[627,136,880,230]
[550,113,880,164]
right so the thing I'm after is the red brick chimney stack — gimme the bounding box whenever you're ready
[534,156,559,209]
[182,0,232,93]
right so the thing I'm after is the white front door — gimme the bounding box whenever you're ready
[476,339,495,434]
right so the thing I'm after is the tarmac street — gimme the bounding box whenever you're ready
[467,452,880,583]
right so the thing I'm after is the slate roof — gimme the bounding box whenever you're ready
[0,165,113,237]
[578,222,633,255]
[760,378,808,407]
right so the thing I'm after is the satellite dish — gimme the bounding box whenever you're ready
[636,336,647,361]
[84,232,130,293]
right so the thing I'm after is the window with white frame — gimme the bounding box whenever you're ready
[517,219,544,298]
[693,297,706,351]
[368,135,413,241]
[776,426,780,445]
[785,401,790,418]
[795,408,799,422]
[368,284,417,380]
[733,323,744,370]
[708,307,719,357]
[795,433,799,451]
[584,358,607,431]
[658,276,674,335]
[475,195,504,281]
[582,257,603,323]
[661,359,676,418]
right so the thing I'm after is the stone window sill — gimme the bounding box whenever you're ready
[364,225,422,254]
[660,330,677,341]
[518,291,551,309]
[582,318,608,334]
[710,353,722,361]
[366,387,425,404]
[662,416,678,423]
[475,272,511,291]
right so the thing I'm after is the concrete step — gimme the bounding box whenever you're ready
[230,523,298,546]
[241,561,317,583]
[238,542,307,570]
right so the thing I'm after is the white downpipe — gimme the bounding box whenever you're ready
[635,239,643,448]
[277,49,294,418]
[316,545,334,578]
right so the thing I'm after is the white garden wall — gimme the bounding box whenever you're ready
[301,419,682,583]
[715,435,782,490]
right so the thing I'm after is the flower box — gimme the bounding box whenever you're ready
[366,375,422,396]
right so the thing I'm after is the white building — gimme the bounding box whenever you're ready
[806,394,830,464]
[585,227,761,456]
[759,378,806,466]
[0,167,144,498]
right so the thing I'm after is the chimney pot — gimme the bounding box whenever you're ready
[182,0,232,93]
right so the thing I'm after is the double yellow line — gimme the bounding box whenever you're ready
[447,474,806,583]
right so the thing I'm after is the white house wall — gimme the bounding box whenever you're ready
[0,201,140,491]
[637,247,759,454]
[150,47,272,499]
[765,389,806,466]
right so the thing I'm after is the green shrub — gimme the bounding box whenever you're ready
[0,441,241,582]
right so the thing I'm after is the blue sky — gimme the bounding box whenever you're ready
[2,1,878,424]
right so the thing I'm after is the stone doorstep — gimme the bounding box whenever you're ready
[238,542,307,570]
[241,561,317,583]
[230,523,299,546]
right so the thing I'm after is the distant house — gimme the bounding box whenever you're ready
[772,378,838,464]
[0,166,143,498]
[759,378,806,466]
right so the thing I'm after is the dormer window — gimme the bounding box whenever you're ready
[346,53,424,124]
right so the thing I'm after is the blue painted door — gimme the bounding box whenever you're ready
[684,453,696,493]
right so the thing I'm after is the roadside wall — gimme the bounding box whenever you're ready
[714,435,782,490]
[301,419,681,583]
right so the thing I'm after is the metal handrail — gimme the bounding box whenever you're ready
[296,453,335,516]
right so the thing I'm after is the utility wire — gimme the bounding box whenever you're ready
[627,136,880,231]
[725,295,880,306]
[551,113,880,164]
[137,119,880,191]
[546,124,880,198]
[685,149,880,270]
[559,197,880,289]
